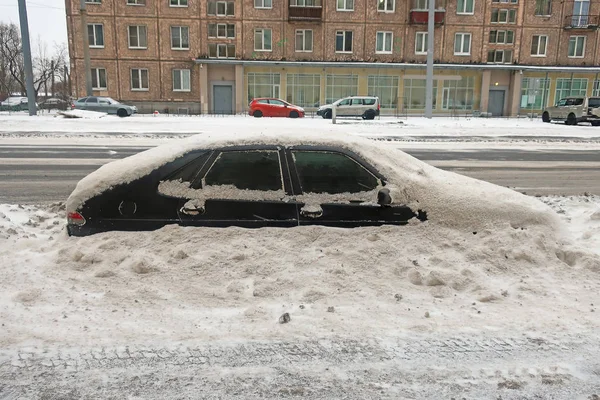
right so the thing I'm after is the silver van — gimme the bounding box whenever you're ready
[317,96,380,120]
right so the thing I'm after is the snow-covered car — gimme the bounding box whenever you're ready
[0,96,37,111]
[66,133,557,236]
[71,96,137,117]
[317,96,380,120]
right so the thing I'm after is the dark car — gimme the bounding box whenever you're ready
[66,139,425,236]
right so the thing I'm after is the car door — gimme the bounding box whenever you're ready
[268,99,287,117]
[173,146,298,227]
[84,96,99,111]
[97,98,111,113]
[336,98,352,116]
[350,98,364,116]
[288,147,418,227]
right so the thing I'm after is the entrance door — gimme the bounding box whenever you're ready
[213,85,233,114]
[488,90,505,116]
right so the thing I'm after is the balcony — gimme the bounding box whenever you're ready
[564,15,600,30]
[409,9,446,24]
[288,0,322,21]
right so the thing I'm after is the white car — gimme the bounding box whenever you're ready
[317,96,380,120]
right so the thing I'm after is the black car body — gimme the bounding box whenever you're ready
[67,144,425,236]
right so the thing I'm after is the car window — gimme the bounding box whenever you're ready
[99,99,110,105]
[86,97,98,103]
[163,151,212,189]
[257,99,270,104]
[269,99,285,106]
[572,98,584,106]
[351,99,363,106]
[556,99,567,106]
[363,98,376,106]
[292,151,379,194]
[76,97,88,103]
[338,99,351,106]
[589,98,600,107]
[204,151,282,191]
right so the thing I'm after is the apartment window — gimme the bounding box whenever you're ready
[87,24,104,48]
[413,0,429,9]
[290,0,320,5]
[254,29,272,51]
[491,9,516,23]
[415,32,428,54]
[173,69,191,92]
[128,26,147,49]
[492,0,517,2]
[127,0,145,4]
[91,68,107,90]
[594,80,600,96]
[489,30,514,44]
[555,78,587,100]
[457,0,474,14]
[521,78,550,109]
[208,43,236,58]
[131,68,149,91]
[295,30,313,52]
[377,0,394,12]
[247,72,281,102]
[337,0,354,11]
[368,76,398,109]
[86,0,101,3]
[171,26,190,50]
[376,32,393,54]
[255,0,272,8]
[568,36,586,58]
[531,35,547,56]
[535,0,551,15]
[442,77,475,110]
[335,31,353,53]
[286,74,320,107]
[325,74,358,104]
[208,24,235,38]
[572,0,590,26]
[208,1,235,15]
[403,78,437,109]
[454,33,471,55]
[487,49,513,63]
[170,0,188,6]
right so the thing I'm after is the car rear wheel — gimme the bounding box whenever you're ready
[253,110,263,118]
[362,110,376,120]
[323,110,332,119]
[542,112,551,123]
[117,108,128,118]
[591,121,600,126]
[289,110,299,118]
[566,113,577,126]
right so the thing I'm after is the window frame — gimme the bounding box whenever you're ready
[335,30,353,53]
[254,28,273,52]
[415,32,428,55]
[337,0,354,11]
[454,32,471,56]
[173,69,191,92]
[127,0,146,5]
[534,0,551,15]
[489,30,514,44]
[491,8,516,23]
[88,24,104,48]
[91,68,107,90]
[208,0,235,16]
[127,25,147,49]
[171,26,190,50]
[377,0,395,13]
[568,36,586,58]
[130,68,149,91]
[169,0,188,7]
[375,31,393,54]
[295,29,313,52]
[457,0,474,14]
[208,43,236,58]
[530,35,548,57]
[254,0,273,8]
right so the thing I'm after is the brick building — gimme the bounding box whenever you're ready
[66,0,600,116]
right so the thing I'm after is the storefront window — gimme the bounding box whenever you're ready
[520,77,550,110]
[555,78,587,102]
[442,77,475,110]
[286,74,321,107]
[325,74,358,104]
[247,72,280,103]
[367,75,399,109]
[403,79,437,110]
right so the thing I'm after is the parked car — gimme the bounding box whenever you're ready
[317,96,380,120]
[542,96,600,126]
[39,97,69,111]
[0,96,37,111]
[248,98,305,118]
[72,96,137,117]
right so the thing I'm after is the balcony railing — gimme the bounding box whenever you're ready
[409,9,446,24]
[289,1,322,21]
[564,14,600,29]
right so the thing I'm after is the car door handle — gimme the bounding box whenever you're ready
[180,205,205,216]
[300,208,323,219]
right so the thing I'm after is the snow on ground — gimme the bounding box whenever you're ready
[56,110,107,119]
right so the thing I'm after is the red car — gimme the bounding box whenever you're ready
[248,98,305,118]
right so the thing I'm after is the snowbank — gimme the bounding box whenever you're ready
[57,110,107,119]
[67,132,560,233]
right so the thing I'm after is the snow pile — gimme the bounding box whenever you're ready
[57,110,107,119]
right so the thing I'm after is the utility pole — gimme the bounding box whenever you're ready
[80,0,93,96]
[424,0,435,119]
[51,61,55,97]
[17,0,37,116]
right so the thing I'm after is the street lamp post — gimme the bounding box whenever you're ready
[424,0,435,119]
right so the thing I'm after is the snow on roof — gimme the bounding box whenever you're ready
[66,131,560,232]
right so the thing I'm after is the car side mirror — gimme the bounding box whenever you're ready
[377,188,392,206]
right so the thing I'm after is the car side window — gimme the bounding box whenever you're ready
[351,99,363,105]
[99,99,110,105]
[292,151,379,194]
[257,99,269,104]
[363,98,376,105]
[589,98,600,107]
[338,99,351,106]
[269,99,285,106]
[86,97,98,103]
[204,151,282,191]
[163,151,212,189]
[77,97,88,102]
[556,99,567,106]
[573,98,584,106]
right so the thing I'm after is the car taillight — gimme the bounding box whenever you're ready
[67,211,86,226]
[377,103,381,110]
[71,103,75,109]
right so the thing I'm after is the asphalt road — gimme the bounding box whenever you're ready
[1,144,599,203]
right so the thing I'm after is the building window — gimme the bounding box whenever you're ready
[454,33,471,55]
[337,0,354,11]
[442,77,475,110]
[531,35,547,56]
[208,24,235,39]
[572,0,590,26]
[171,26,190,50]
[415,32,428,54]
[128,26,147,49]
[377,0,394,12]
[127,0,145,4]
[491,9,516,23]
[376,32,393,54]
[286,74,320,107]
[131,68,149,91]
[487,49,513,63]
[403,78,437,110]
[555,78,587,100]
[521,77,550,110]
[594,80,600,96]
[335,31,353,53]
[208,43,236,58]
[247,72,281,102]
[173,69,191,92]
[295,30,313,52]
[368,76,398,109]
[290,0,321,5]
[208,1,235,15]
[489,30,514,44]
[170,0,188,6]
[413,0,429,9]
[87,24,104,48]
[457,0,474,14]
[325,74,358,104]
[492,0,517,2]
[535,0,551,15]
[254,0,272,8]
[86,0,101,3]
[91,68,107,90]
[568,36,586,58]
[254,29,272,51]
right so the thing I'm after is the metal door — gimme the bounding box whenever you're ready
[213,85,233,114]
[488,90,505,116]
